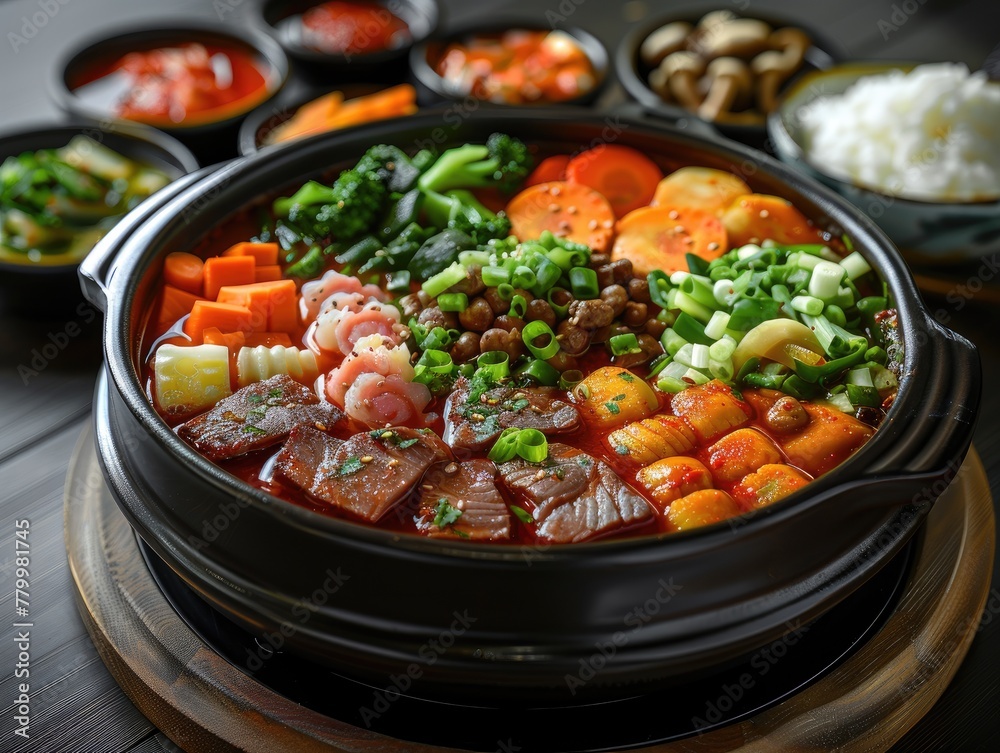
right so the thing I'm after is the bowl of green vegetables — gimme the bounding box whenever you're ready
[0,121,198,312]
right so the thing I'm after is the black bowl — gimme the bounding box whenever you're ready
[80,109,979,703]
[409,19,608,107]
[0,122,197,315]
[257,0,439,77]
[52,21,289,162]
[237,82,402,156]
[616,8,844,151]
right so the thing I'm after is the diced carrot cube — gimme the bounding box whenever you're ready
[216,280,298,333]
[222,242,280,266]
[183,301,254,342]
[155,285,204,334]
[254,264,283,282]
[204,256,256,300]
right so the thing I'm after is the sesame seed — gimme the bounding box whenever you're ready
[708,242,720,251]
[550,186,561,196]
[445,462,458,474]
[548,202,561,212]
[588,219,599,230]
[602,220,613,229]
[668,210,679,220]
[534,469,546,481]
[421,484,434,491]
[314,422,327,431]
[567,205,578,214]
[360,455,374,464]
[381,430,394,438]
[759,210,769,218]
[388,458,400,467]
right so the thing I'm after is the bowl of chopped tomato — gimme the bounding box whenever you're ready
[258,0,439,74]
[53,21,288,158]
[79,108,978,704]
[410,20,609,106]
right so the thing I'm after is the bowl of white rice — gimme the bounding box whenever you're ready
[769,61,1000,263]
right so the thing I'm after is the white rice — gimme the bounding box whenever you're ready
[797,63,1000,202]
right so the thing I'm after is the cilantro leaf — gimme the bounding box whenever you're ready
[337,456,365,476]
[433,498,463,528]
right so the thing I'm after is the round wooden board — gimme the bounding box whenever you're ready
[66,424,995,753]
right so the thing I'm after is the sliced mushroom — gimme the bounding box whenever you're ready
[660,51,706,110]
[698,57,754,121]
[640,22,692,68]
[694,18,772,60]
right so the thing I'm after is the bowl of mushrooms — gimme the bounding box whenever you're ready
[616,9,843,149]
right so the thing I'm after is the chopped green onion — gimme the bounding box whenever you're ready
[647,353,671,378]
[709,357,734,381]
[609,333,641,356]
[704,310,731,340]
[865,346,888,366]
[532,256,562,295]
[511,505,535,524]
[458,249,491,267]
[522,320,560,359]
[647,270,672,309]
[515,358,560,386]
[482,265,510,287]
[413,349,454,377]
[569,267,599,299]
[661,327,688,356]
[709,337,736,361]
[487,428,521,462]
[559,369,584,390]
[547,246,588,269]
[808,260,845,300]
[743,372,786,390]
[846,384,880,407]
[679,275,718,310]
[736,244,762,260]
[826,391,855,413]
[846,367,874,387]
[790,295,824,316]
[547,286,573,317]
[670,270,690,286]
[674,290,715,323]
[509,294,528,319]
[795,252,820,270]
[824,304,847,328]
[840,251,871,280]
[674,343,694,367]
[512,265,536,289]
[421,326,455,350]
[437,292,468,312]
[657,376,688,393]
[690,343,710,369]
[496,283,518,303]
[515,429,548,462]
[673,313,714,348]
[713,278,735,307]
[422,262,467,298]
[681,367,710,385]
[477,350,510,380]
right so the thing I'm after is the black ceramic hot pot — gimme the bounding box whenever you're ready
[80,110,980,703]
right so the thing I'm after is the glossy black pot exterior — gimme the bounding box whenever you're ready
[81,110,980,702]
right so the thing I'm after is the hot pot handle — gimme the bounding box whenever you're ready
[845,318,981,510]
[79,167,217,312]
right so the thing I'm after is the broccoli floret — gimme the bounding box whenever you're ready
[423,188,511,245]
[354,145,421,193]
[417,133,532,194]
[273,169,387,242]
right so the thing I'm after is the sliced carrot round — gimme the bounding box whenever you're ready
[611,206,729,275]
[565,144,662,217]
[722,194,825,247]
[163,252,204,296]
[525,154,570,187]
[505,181,615,251]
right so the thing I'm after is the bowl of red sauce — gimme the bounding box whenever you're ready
[259,0,439,73]
[54,22,288,141]
[410,20,608,106]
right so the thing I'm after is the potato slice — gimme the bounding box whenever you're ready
[651,167,752,216]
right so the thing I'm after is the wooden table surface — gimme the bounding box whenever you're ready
[1,0,998,751]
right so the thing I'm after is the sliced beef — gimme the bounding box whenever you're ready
[275,426,450,522]
[178,375,344,462]
[416,459,511,541]
[443,377,581,451]
[498,443,652,544]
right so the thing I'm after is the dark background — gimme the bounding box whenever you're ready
[1,0,998,751]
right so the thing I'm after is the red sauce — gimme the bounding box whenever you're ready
[73,42,271,127]
[301,1,410,55]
